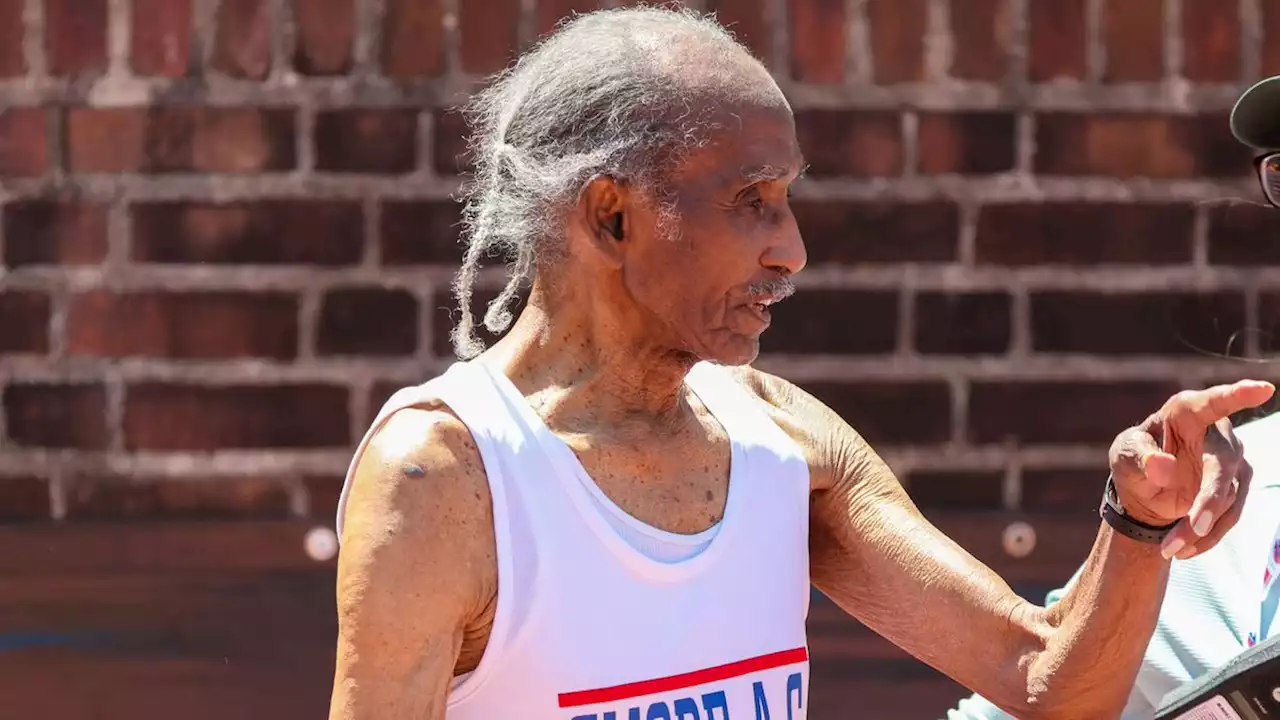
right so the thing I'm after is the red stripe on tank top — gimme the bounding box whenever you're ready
[556,647,809,708]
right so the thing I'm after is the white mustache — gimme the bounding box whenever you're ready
[746,278,796,305]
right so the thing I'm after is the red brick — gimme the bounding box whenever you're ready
[790,0,845,83]
[123,384,350,450]
[976,202,1195,266]
[458,0,520,75]
[1022,469,1104,512]
[536,0,602,39]
[1209,203,1280,266]
[380,200,465,265]
[304,475,345,519]
[1030,292,1247,356]
[797,381,952,445]
[791,200,959,264]
[915,293,1012,355]
[0,0,24,76]
[0,477,51,521]
[950,0,1013,80]
[292,0,354,75]
[794,111,902,177]
[131,201,363,265]
[315,109,418,174]
[317,288,418,357]
[1263,0,1280,75]
[66,476,293,520]
[67,107,297,174]
[917,112,1017,175]
[45,0,107,77]
[0,109,49,178]
[907,470,1004,509]
[67,291,300,359]
[1181,0,1239,82]
[1035,113,1249,178]
[1028,0,1087,81]
[2,201,109,267]
[432,108,473,176]
[703,0,770,63]
[1101,0,1163,82]
[382,0,444,78]
[759,290,898,355]
[969,382,1181,444]
[131,0,192,77]
[867,0,926,83]
[211,0,272,80]
[0,291,50,355]
[4,383,108,449]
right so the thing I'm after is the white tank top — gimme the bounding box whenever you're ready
[336,359,814,720]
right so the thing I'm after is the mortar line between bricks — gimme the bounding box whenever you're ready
[47,286,70,360]
[193,0,219,73]
[849,0,872,84]
[348,375,372,450]
[297,287,321,361]
[924,0,951,82]
[956,199,978,266]
[1002,452,1022,510]
[901,111,919,178]
[1190,203,1209,268]
[353,0,383,77]
[1166,0,1184,80]
[1241,0,1262,84]
[417,110,435,175]
[441,0,461,79]
[6,173,1260,204]
[1085,0,1105,84]
[1245,287,1262,358]
[765,0,789,79]
[11,264,1280,294]
[47,468,66,520]
[297,104,317,172]
[949,375,967,446]
[418,281,439,366]
[1007,0,1030,87]
[105,372,126,453]
[286,475,309,518]
[0,76,1260,110]
[896,275,915,355]
[2,355,1272,384]
[21,0,46,79]
[362,195,382,268]
[0,446,1113,478]
[106,0,132,76]
[271,0,293,81]
[1009,286,1031,357]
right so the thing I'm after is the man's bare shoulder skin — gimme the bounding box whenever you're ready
[330,404,498,720]
[724,364,885,494]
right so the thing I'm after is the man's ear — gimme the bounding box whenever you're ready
[579,175,629,269]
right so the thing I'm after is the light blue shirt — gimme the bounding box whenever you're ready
[948,413,1280,720]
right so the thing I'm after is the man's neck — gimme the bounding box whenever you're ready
[486,296,697,431]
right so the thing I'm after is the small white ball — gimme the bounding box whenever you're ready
[1002,521,1037,559]
[305,526,339,562]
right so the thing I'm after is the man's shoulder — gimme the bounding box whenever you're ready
[344,404,492,544]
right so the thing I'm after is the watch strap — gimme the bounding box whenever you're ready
[1099,474,1179,544]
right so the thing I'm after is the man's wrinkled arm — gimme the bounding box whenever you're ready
[329,408,497,720]
[740,369,1169,720]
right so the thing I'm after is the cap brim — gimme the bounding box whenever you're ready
[1231,76,1280,151]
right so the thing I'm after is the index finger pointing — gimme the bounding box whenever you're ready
[1163,380,1275,430]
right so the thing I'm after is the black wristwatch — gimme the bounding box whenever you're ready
[1099,474,1179,544]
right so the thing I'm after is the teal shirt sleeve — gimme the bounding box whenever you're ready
[942,569,1083,720]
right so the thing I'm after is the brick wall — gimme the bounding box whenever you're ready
[2,0,1279,718]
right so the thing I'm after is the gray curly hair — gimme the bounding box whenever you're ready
[448,5,780,359]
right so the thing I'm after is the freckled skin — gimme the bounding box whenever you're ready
[328,69,1245,720]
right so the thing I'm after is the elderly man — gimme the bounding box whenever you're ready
[948,76,1280,720]
[328,8,1273,720]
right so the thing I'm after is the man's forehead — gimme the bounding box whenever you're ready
[739,163,804,182]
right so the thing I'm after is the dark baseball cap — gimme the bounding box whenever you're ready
[1231,76,1280,150]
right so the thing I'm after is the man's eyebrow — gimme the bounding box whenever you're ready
[739,162,809,182]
